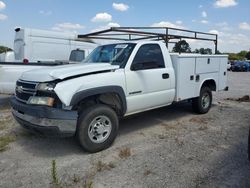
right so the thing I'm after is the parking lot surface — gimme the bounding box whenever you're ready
[0,72,250,188]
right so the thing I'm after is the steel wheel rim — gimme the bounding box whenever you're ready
[201,93,210,109]
[88,115,112,144]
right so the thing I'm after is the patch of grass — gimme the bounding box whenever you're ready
[84,180,93,188]
[189,117,210,125]
[96,161,107,172]
[119,147,131,159]
[226,95,250,102]
[161,123,177,131]
[95,160,116,172]
[0,135,16,152]
[0,116,13,131]
[51,160,62,188]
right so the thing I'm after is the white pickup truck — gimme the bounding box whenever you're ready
[10,39,228,152]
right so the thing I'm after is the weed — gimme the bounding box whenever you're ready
[72,174,80,184]
[162,123,177,131]
[108,162,116,169]
[84,180,93,188]
[189,117,210,124]
[51,160,61,188]
[95,160,116,172]
[198,125,208,131]
[0,135,16,152]
[175,137,184,146]
[158,134,166,139]
[119,147,131,159]
[96,160,107,172]
[226,95,250,102]
[144,169,152,176]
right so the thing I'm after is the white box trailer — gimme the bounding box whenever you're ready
[0,28,99,94]
[0,51,15,62]
[14,28,97,62]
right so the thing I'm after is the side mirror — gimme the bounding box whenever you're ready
[131,61,159,71]
[131,63,144,71]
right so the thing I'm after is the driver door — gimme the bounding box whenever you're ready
[125,43,175,114]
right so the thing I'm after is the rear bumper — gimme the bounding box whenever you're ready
[10,97,78,137]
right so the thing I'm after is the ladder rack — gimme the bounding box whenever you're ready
[78,27,218,53]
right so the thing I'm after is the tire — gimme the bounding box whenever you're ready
[76,104,119,153]
[192,87,212,114]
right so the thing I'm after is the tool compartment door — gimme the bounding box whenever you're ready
[195,57,220,74]
[218,57,228,90]
[174,57,197,101]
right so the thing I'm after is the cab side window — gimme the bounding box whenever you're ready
[131,44,165,70]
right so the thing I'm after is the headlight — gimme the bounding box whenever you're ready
[28,96,55,107]
[37,82,56,91]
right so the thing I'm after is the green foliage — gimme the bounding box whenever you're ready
[238,50,247,57]
[246,51,250,60]
[84,180,93,188]
[51,160,61,187]
[193,48,212,54]
[0,135,16,152]
[172,40,191,53]
[216,50,222,54]
[0,46,12,54]
[227,50,250,60]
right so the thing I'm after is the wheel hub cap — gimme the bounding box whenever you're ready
[88,115,112,143]
[202,94,210,109]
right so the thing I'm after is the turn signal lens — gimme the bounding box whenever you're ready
[28,97,55,107]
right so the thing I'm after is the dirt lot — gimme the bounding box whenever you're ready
[0,72,250,188]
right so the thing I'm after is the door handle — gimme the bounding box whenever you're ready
[162,73,169,79]
[196,75,200,82]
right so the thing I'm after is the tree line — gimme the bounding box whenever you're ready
[172,40,250,60]
[0,46,13,53]
[1,43,250,61]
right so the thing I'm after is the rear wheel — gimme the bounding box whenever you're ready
[76,104,119,153]
[192,87,212,114]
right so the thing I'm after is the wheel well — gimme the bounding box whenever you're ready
[73,93,124,117]
[201,79,216,91]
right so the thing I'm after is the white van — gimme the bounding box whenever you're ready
[14,28,97,62]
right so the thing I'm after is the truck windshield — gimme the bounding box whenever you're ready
[83,43,136,68]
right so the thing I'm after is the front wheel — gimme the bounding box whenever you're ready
[192,87,212,114]
[76,104,119,153]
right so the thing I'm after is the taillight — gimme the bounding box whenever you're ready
[23,58,29,64]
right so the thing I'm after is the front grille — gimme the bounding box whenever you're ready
[15,80,38,103]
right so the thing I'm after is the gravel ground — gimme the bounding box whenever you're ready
[0,72,250,188]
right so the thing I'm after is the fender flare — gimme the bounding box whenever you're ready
[70,86,127,115]
[199,79,217,92]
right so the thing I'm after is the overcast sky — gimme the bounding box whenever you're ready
[0,0,249,52]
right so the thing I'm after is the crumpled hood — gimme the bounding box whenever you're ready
[20,63,119,82]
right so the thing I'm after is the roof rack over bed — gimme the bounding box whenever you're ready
[78,27,218,53]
